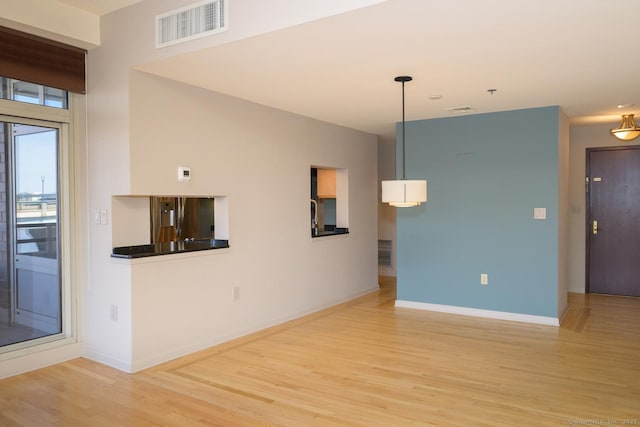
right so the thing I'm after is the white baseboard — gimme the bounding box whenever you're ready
[395,300,560,326]
[83,349,133,373]
[0,341,83,380]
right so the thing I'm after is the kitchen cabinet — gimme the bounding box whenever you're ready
[317,168,336,198]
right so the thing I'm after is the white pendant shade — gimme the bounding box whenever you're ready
[382,179,427,207]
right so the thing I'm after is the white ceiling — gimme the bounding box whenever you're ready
[59,0,640,140]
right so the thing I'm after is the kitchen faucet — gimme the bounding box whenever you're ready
[310,199,318,236]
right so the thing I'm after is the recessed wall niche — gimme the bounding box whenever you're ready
[310,166,349,237]
[150,196,214,243]
[111,195,229,247]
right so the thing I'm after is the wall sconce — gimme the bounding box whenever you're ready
[381,76,428,207]
[611,114,640,141]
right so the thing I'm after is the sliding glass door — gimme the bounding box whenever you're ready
[0,120,61,348]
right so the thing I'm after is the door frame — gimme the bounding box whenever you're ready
[585,145,640,294]
[0,112,72,354]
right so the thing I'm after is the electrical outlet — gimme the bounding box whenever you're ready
[480,273,488,285]
[110,304,118,321]
[232,286,240,301]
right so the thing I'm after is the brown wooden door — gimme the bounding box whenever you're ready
[587,147,640,296]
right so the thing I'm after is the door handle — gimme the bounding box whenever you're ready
[593,220,598,235]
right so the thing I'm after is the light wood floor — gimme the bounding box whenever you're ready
[1,278,639,426]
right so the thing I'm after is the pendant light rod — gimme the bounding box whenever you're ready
[381,75,426,208]
[395,75,412,180]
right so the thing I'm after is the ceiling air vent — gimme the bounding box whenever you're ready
[156,0,227,48]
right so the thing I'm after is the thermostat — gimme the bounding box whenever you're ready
[178,166,191,181]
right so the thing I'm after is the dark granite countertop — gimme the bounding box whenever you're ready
[112,239,229,259]
[312,228,349,238]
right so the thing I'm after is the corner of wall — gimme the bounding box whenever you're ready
[557,109,570,317]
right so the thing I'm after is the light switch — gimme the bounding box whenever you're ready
[100,209,108,225]
[534,208,546,220]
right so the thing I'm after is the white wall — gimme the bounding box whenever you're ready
[1,0,100,48]
[567,122,640,293]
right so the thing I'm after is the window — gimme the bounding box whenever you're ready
[0,78,68,109]
[0,78,74,353]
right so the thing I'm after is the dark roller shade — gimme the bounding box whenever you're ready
[0,26,86,94]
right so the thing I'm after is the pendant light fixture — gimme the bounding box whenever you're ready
[381,76,427,207]
[611,114,640,141]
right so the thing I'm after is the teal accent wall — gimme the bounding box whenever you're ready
[397,107,560,318]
